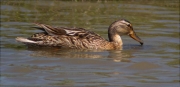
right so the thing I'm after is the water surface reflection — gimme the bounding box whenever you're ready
[1,1,179,87]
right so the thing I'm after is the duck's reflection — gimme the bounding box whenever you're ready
[27,46,134,62]
[28,47,103,59]
[108,50,132,62]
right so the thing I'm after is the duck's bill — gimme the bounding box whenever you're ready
[129,33,143,45]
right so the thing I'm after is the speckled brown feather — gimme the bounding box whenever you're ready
[26,23,117,50]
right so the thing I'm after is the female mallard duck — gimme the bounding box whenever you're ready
[16,19,143,50]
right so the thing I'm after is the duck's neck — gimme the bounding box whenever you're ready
[108,33,123,46]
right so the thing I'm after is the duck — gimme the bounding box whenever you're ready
[16,19,143,50]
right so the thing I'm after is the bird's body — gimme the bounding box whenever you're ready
[16,19,143,50]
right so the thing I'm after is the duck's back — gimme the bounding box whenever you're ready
[16,23,110,49]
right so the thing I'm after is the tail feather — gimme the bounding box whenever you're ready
[16,37,37,44]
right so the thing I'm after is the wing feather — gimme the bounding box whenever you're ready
[34,23,66,35]
[33,23,106,43]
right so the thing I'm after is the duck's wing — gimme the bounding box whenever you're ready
[33,23,104,39]
[16,23,107,49]
[33,23,67,35]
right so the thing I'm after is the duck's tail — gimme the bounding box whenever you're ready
[16,37,38,44]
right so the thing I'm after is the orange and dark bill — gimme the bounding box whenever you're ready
[129,32,143,45]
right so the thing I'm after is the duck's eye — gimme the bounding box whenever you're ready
[127,24,132,27]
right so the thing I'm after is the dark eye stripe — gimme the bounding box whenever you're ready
[121,22,131,28]
[127,24,131,27]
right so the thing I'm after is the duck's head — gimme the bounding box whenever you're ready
[108,19,143,45]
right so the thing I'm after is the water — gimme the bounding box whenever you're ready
[1,1,179,87]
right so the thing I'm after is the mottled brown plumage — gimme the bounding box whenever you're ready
[16,19,143,50]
